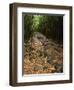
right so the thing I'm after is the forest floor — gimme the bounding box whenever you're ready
[24,32,63,74]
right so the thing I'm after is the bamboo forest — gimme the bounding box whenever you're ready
[23,14,63,74]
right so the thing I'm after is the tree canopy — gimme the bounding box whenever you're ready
[24,14,63,44]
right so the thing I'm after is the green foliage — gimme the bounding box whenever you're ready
[24,14,63,43]
[24,15,33,42]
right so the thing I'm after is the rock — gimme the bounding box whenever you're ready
[55,64,63,73]
[47,58,52,64]
[35,32,49,47]
[43,66,48,70]
[24,31,63,74]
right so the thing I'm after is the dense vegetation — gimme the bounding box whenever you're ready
[24,14,63,44]
[24,14,63,74]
